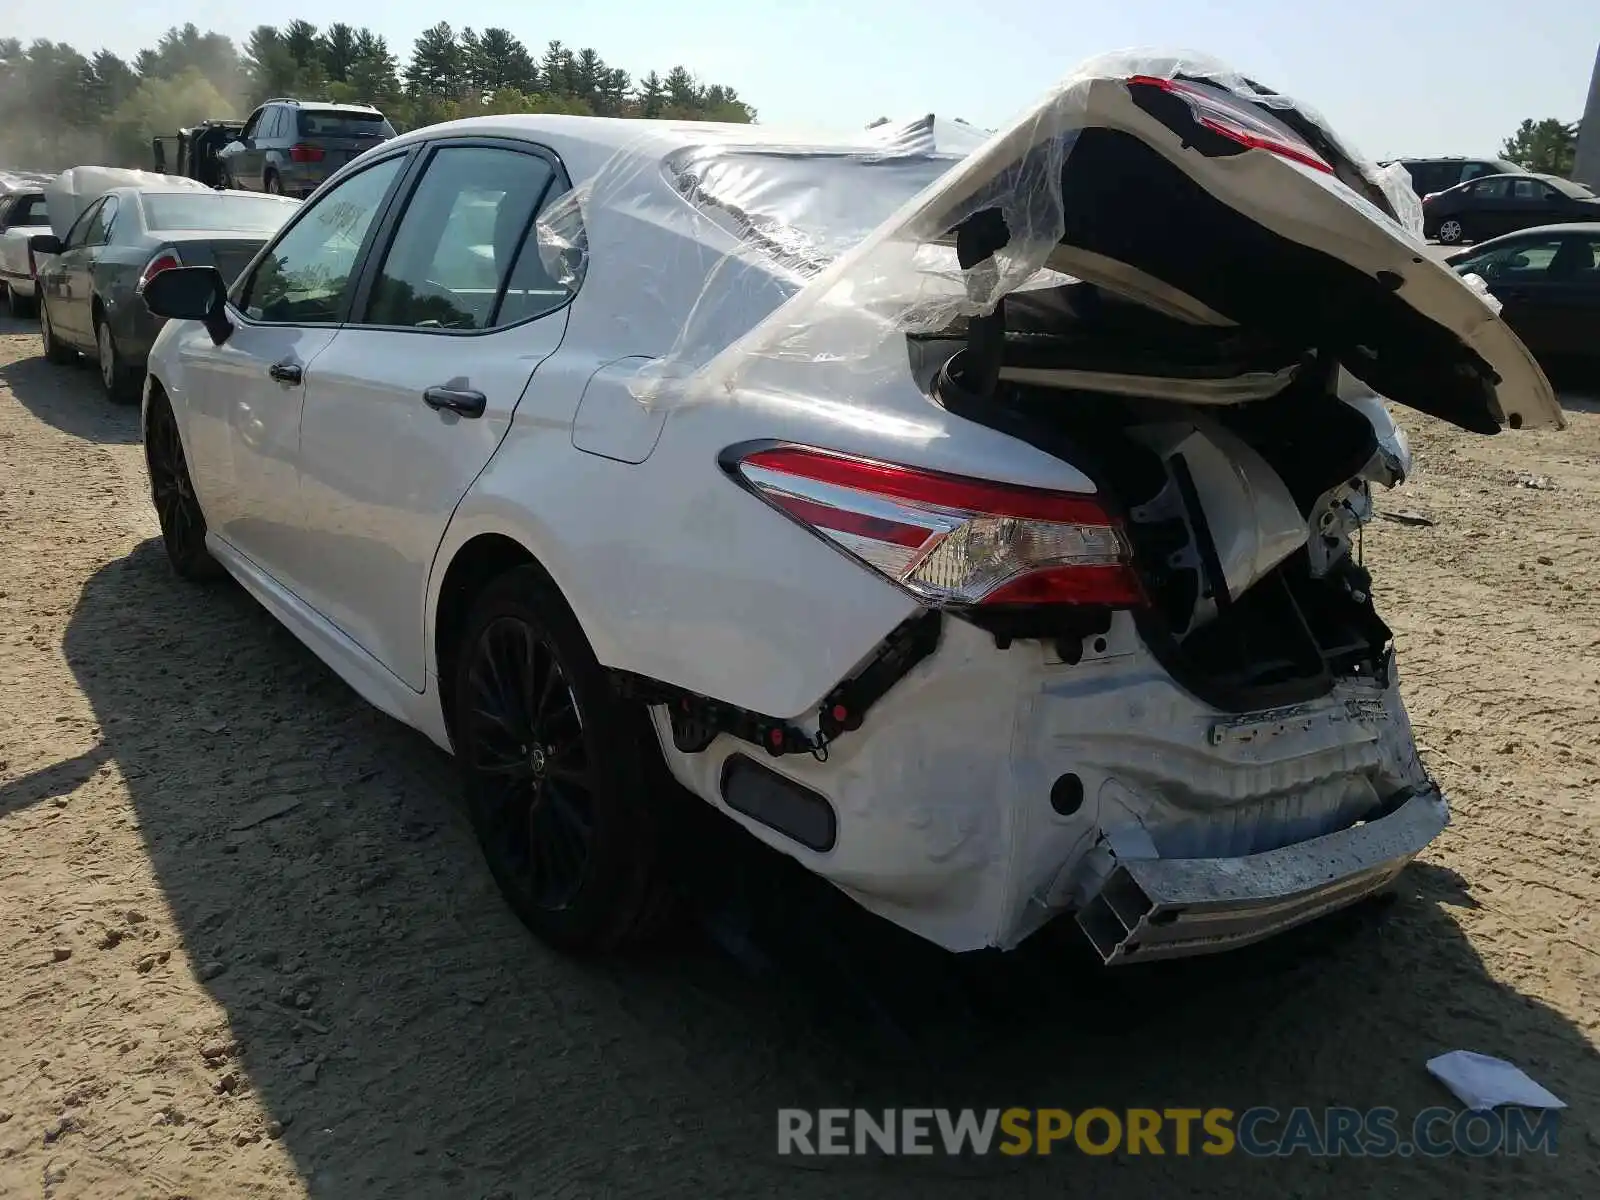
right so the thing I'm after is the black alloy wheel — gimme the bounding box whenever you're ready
[145,395,222,580]
[454,567,671,952]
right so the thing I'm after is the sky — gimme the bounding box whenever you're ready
[8,0,1597,160]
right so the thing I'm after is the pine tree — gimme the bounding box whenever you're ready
[406,22,461,98]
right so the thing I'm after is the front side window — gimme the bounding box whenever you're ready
[1510,178,1543,201]
[362,145,557,331]
[236,154,404,324]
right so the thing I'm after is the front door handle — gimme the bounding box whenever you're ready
[423,386,487,418]
[268,360,302,384]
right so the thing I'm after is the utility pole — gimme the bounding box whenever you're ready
[1575,42,1600,187]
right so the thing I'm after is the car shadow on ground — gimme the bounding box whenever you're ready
[51,534,1598,1198]
[0,330,136,445]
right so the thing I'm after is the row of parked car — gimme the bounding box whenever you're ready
[0,64,1579,972]
[1,167,300,401]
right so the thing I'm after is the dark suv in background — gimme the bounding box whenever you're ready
[217,99,396,197]
[1383,156,1528,198]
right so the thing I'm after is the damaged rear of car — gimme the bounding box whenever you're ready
[609,53,1561,961]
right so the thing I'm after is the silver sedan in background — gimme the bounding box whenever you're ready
[30,188,298,402]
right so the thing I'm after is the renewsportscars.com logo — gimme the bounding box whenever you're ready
[777,1107,1560,1158]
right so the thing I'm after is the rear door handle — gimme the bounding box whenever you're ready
[423,386,487,418]
[268,360,302,384]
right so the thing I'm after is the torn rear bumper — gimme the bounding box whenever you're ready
[1076,789,1448,964]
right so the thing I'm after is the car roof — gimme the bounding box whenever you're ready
[1453,222,1600,256]
[380,113,941,190]
[267,99,383,113]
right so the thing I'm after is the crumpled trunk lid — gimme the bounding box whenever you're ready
[688,51,1563,435]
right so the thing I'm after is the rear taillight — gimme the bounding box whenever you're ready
[137,249,183,292]
[1126,75,1334,175]
[289,144,325,163]
[1421,192,1439,205]
[27,247,37,279]
[733,445,1144,608]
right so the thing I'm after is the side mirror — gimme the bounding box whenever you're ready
[143,266,233,345]
[29,233,63,255]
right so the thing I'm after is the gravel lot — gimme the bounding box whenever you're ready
[1,310,1598,1199]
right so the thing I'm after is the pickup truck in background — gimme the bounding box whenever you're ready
[152,121,246,189]
[0,171,56,318]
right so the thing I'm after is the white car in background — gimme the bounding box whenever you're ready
[137,53,1561,963]
[0,171,55,317]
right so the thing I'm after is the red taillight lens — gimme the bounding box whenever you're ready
[27,247,37,279]
[1126,75,1334,175]
[734,445,1144,608]
[137,250,183,292]
[289,144,325,163]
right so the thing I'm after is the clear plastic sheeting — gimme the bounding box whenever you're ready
[44,166,211,238]
[863,115,997,157]
[547,50,1557,431]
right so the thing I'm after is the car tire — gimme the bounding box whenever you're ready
[144,391,224,581]
[95,313,142,406]
[452,565,673,954]
[1436,218,1466,245]
[39,298,75,365]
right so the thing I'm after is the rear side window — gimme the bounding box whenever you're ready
[1471,177,1510,200]
[362,145,560,331]
[299,110,395,139]
[9,195,48,226]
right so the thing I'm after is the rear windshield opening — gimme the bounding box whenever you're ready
[142,193,297,233]
[667,147,961,275]
[297,110,394,139]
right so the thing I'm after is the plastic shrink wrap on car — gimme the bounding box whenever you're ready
[564,53,1432,402]
[1,170,57,195]
[45,167,210,238]
[541,48,1554,433]
[863,114,997,156]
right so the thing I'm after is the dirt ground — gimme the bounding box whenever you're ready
[1,308,1598,1200]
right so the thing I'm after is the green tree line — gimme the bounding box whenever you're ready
[0,21,755,171]
[1500,117,1582,178]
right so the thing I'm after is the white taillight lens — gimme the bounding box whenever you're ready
[734,445,1144,608]
[1127,75,1334,175]
[137,249,183,293]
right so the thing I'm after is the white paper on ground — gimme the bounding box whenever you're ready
[1425,1050,1567,1112]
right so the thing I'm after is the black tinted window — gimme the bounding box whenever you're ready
[298,110,394,139]
[9,195,48,226]
[238,155,403,323]
[363,146,555,331]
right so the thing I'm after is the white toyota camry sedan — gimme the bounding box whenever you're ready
[137,52,1562,963]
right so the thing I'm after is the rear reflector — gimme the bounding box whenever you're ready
[1126,75,1335,175]
[733,444,1143,609]
[137,249,183,293]
[289,144,325,163]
